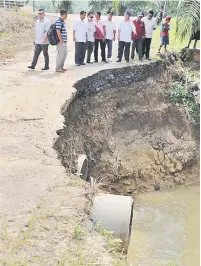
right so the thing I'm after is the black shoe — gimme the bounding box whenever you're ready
[80,63,86,65]
[126,60,129,63]
[87,61,93,64]
[146,57,151,60]
[28,66,35,69]
[102,60,108,63]
[41,67,49,70]
[116,59,121,62]
[76,64,80,66]
[94,60,98,63]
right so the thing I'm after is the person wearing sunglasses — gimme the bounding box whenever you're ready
[142,10,156,60]
[28,9,50,70]
[85,12,96,63]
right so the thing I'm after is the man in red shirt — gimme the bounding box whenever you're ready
[158,16,171,54]
[94,11,107,63]
[131,12,145,61]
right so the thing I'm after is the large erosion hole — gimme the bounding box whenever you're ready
[54,60,199,195]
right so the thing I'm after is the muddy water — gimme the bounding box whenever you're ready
[128,186,200,266]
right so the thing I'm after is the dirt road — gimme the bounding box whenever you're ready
[0,14,135,265]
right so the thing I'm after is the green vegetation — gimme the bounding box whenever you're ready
[176,0,200,41]
[100,228,124,254]
[170,81,200,125]
[74,225,85,239]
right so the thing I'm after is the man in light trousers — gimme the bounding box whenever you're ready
[56,9,68,73]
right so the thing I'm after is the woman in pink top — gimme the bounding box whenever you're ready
[94,11,107,63]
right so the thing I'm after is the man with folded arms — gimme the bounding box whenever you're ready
[73,11,87,66]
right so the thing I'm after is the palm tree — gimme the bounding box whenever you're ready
[58,0,73,13]
[176,0,200,41]
[89,0,112,12]
[112,0,159,16]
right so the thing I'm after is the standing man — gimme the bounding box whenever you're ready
[56,9,68,73]
[117,10,136,63]
[73,11,87,66]
[142,10,156,60]
[131,12,145,61]
[103,11,116,62]
[158,15,171,54]
[85,12,96,64]
[94,11,107,63]
[28,9,50,70]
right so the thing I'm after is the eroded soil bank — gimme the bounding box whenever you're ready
[54,58,200,195]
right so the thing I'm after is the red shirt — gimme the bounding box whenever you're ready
[132,19,145,40]
[160,22,170,36]
[94,19,105,40]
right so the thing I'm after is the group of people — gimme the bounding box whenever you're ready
[28,9,171,72]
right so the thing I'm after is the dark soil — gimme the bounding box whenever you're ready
[54,58,200,195]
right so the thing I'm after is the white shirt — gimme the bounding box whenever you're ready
[35,17,50,44]
[86,21,96,42]
[103,20,116,40]
[118,20,136,42]
[73,19,87,42]
[142,17,157,38]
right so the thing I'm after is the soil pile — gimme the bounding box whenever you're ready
[54,59,200,194]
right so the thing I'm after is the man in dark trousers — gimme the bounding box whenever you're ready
[94,11,107,63]
[73,11,87,66]
[28,9,50,70]
[117,10,136,63]
[86,12,96,63]
[142,11,156,60]
[131,12,145,61]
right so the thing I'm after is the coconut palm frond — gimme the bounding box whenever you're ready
[176,0,200,41]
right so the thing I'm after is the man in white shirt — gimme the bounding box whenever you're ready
[28,9,50,70]
[73,11,87,66]
[142,10,156,60]
[103,11,116,62]
[117,10,136,63]
[86,12,96,63]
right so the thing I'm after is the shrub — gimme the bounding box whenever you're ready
[170,82,200,125]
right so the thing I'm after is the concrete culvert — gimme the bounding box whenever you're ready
[54,59,199,195]
[77,154,88,180]
[91,194,134,240]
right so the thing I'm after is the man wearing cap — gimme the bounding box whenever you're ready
[94,11,107,63]
[85,12,96,64]
[117,10,136,63]
[131,12,145,61]
[28,9,50,70]
[158,15,171,53]
[142,10,156,60]
[103,11,116,62]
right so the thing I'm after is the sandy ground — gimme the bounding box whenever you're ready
[0,13,139,217]
[0,13,144,265]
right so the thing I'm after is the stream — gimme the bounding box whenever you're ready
[128,186,200,266]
